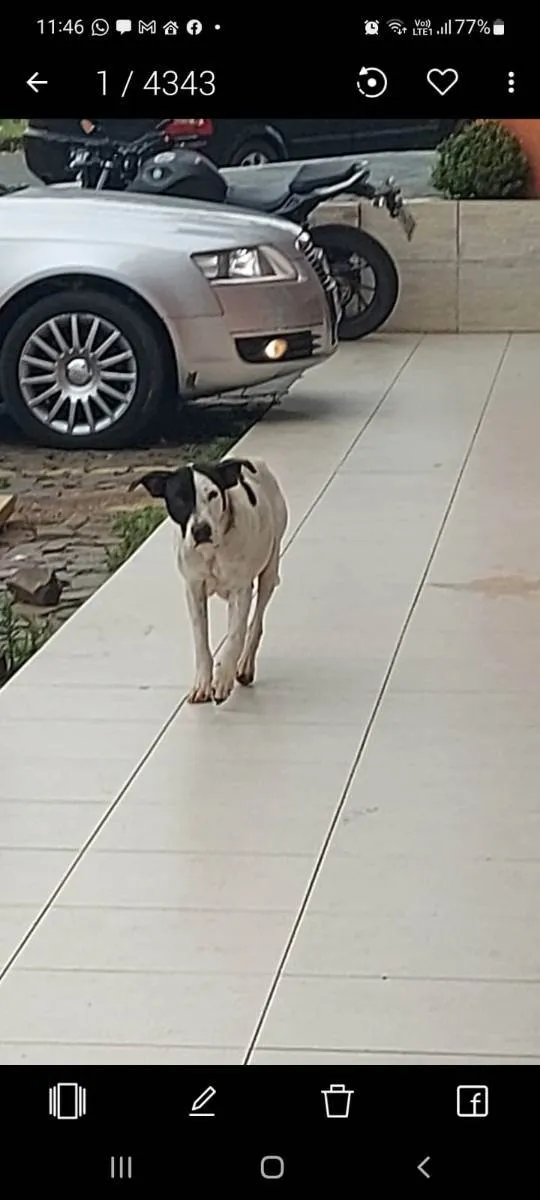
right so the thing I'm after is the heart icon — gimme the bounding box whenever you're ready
[427,68,459,96]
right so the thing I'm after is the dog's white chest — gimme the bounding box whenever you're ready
[180,543,251,600]
[202,556,234,600]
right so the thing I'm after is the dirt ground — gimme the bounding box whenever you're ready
[0,398,269,649]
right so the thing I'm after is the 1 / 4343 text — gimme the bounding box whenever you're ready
[97,69,216,98]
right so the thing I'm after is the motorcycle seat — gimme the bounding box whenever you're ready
[225,179,290,212]
[290,161,369,194]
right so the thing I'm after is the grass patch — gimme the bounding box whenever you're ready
[0,589,52,683]
[0,119,27,150]
[106,506,165,573]
[0,475,12,489]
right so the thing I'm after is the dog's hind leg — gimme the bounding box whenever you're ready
[236,547,280,687]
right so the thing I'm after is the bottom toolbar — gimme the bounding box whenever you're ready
[1,1066,534,1186]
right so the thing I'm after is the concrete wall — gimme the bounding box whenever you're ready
[314,198,540,333]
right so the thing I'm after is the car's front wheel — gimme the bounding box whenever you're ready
[0,289,168,449]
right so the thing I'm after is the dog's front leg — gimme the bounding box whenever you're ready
[185,582,213,704]
[212,587,252,705]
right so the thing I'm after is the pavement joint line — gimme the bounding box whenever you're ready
[243,333,513,1063]
[253,1046,540,1061]
[0,348,417,982]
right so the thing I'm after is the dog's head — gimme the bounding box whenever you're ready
[129,458,256,550]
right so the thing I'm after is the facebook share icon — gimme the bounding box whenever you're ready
[456,1085,489,1118]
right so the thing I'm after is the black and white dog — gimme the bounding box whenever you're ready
[130,457,288,704]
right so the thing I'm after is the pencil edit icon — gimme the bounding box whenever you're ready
[189,1086,216,1116]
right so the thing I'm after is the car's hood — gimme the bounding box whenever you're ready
[0,186,300,251]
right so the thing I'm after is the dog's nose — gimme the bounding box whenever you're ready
[192,521,212,545]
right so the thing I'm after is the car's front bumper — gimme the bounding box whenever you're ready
[171,242,339,400]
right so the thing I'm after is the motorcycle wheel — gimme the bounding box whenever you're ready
[310,224,399,341]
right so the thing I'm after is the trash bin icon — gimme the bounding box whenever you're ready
[322,1083,354,1119]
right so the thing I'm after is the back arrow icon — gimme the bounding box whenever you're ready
[27,72,48,92]
[417,1156,431,1179]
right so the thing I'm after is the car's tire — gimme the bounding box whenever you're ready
[310,224,400,340]
[0,289,169,449]
[228,131,283,167]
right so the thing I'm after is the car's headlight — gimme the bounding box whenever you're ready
[193,245,297,283]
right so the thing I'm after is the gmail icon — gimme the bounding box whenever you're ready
[138,19,157,33]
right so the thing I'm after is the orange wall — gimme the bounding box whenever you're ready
[497,119,540,196]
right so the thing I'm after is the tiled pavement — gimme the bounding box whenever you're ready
[1,334,539,1066]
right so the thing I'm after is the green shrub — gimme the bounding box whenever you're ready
[0,119,27,149]
[432,121,530,199]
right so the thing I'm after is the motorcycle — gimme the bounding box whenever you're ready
[64,124,416,341]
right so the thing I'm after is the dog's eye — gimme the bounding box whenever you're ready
[207,490,218,500]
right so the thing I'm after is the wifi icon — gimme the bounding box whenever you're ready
[387,18,407,34]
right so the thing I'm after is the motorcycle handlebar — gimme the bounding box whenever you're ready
[72,133,164,156]
[65,128,173,182]
[28,120,173,156]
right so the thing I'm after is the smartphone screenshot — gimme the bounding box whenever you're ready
[0,11,536,1188]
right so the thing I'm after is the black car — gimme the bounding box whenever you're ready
[23,117,459,182]
[192,118,460,166]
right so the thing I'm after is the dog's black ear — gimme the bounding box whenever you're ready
[128,471,172,498]
[213,458,256,490]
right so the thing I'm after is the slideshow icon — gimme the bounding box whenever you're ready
[49,1081,87,1120]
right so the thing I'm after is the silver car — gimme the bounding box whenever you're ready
[0,187,338,449]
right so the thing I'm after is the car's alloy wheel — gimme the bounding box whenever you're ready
[0,289,169,449]
[228,133,282,168]
[18,312,138,438]
[238,149,272,166]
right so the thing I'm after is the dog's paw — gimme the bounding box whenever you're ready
[187,679,213,704]
[236,662,255,687]
[236,651,255,687]
[211,666,236,705]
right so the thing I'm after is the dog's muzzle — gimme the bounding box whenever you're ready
[192,521,212,546]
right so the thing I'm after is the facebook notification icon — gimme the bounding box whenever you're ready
[457,1085,489,1117]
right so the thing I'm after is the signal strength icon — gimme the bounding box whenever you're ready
[387,19,406,34]
[437,19,452,34]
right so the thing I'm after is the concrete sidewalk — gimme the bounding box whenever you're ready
[1,334,539,1065]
